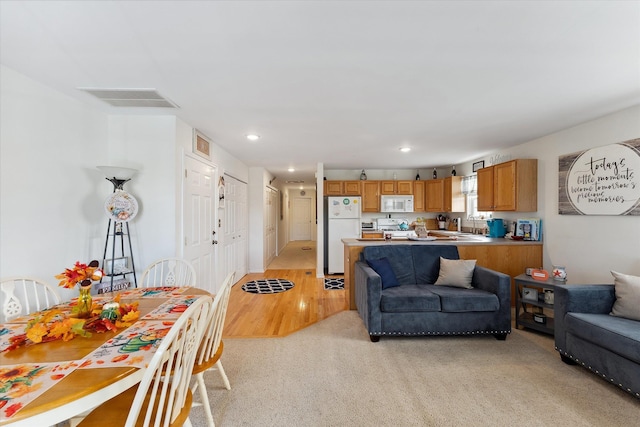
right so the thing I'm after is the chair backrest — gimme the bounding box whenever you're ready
[196,271,236,366]
[140,258,197,288]
[126,294,212,427]
[1,277,61,322]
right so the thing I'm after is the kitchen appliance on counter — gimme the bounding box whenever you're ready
[487,218,506,238]
[380,195,414,213]
[326,196,361,273]
[376,218,417,238]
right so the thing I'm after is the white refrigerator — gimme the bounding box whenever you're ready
[327,196,361,274]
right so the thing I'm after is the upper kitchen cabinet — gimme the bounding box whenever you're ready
[362,181,380,212]
[426,177,465,212]
[425,179,444,212]
[477,159,538,212]
[324,180,343,195]
[380,180,413,195]
[343,181,362,195]
[444,176,465,212]
[413,180,426,212]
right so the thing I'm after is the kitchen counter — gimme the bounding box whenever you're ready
[344,236,543,246]
[342,237,543,310]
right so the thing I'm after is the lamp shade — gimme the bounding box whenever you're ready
[97,166,138,180]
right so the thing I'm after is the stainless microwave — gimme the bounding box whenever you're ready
[380,195,414,213]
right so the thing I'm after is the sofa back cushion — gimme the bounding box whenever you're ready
[363,246,416,285]
[412,245,460,284]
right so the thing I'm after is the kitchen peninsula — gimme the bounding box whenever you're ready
[342,237,542,310]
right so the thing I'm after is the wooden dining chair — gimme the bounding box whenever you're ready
[191,271,236,427]
[1,277,61,322]
[77,294,212,427]
[140,258,197,288]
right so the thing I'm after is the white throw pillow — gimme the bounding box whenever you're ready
[434,257,476,289]
[610,271,640,321]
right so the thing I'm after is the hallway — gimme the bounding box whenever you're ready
[267,240,316,270]
[223,240,348,338]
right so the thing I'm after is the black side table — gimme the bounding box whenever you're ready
[514,273,564,335]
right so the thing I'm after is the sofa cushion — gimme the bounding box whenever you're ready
[363,246,416,285]
[380,285,441,312]
[425,285,499,312]
[434,257,476,289]
[565,312,640,365]
[367,257,400,289]
[610,271,640,321]
[412,245,459,284]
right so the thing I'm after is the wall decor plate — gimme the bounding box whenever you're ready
[104,190,138,222]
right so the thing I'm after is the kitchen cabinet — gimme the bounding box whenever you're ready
[324,180,343,196]
[443,176,465,212]
[477,159,537,212]
[413,181,426,212]
[324,180,361,195]
[426,177,465,213]
[425,179,444,212]
[343,181,362,195]
[362,181,380,212]
[380,180,413,195]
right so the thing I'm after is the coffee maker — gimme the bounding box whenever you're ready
[486,218,505,238]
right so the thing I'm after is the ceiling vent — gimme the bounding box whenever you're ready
[78,88,179,108]
[286,180,305,184]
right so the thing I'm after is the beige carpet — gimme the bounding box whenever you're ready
[267,240,316,270]
[190,311,640,426]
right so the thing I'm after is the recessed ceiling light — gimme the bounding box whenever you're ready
[288,168,295,172]
[400,147,411,153]
[246,134,260,141]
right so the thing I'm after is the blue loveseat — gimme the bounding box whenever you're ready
[554,284,640,398]
[354,245,511,342]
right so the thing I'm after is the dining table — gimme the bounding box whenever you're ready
[0,286,210,426]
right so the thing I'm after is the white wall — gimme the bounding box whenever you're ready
[0,66,252,300]
[0,65,108,300]
[458,105,640,283]
[106,115,177,273]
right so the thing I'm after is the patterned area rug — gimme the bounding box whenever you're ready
[242,279,295,294]
[324,278,344,290]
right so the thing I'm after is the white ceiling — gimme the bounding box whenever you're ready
[1,1,639,187]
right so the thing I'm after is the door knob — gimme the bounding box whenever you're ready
[212,240,218,245]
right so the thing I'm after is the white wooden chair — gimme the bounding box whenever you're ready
[191,271,236,427]
[1,277,61,322]
[78,294,212,427]
[140,258,197,288]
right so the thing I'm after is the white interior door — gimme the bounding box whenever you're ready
[264,187,278,266]
[222,175,248,283]
[291,197,312,240]
[183,156,216,294]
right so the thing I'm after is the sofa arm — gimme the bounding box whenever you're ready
[354,261,383,334]
[554,284,615,353]
[472,266,512,331]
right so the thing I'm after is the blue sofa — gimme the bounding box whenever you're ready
[554,284,640,398]
[354,245,511,342]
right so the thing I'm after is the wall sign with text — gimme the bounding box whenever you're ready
[559,138,640,215]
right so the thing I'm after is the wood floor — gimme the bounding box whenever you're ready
[223,266,349,338]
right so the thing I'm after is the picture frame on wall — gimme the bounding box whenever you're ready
[472,160,485,172]
[193,130,211,160]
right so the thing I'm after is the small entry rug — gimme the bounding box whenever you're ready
[242,279,294,294]
[324,277,344,290]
